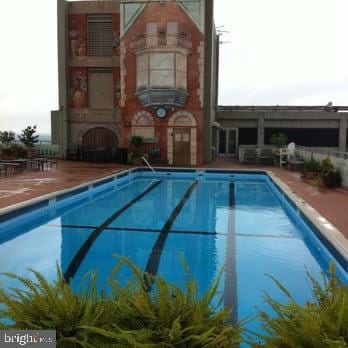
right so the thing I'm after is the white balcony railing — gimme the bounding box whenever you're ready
[130,33,192,51]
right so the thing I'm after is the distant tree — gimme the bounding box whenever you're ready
[18,126,39,148]
[0,131,16,146]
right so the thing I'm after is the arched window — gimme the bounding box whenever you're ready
[131,111,155,138]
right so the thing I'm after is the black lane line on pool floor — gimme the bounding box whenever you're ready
[144,181,199,287]
[47,223,301,240]
[47,223,229,236]
[63,180,163,282]
[224,182,238,323]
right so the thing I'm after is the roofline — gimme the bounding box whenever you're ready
[218,105,348,112]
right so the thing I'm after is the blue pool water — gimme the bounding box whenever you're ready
[0,170,347,335]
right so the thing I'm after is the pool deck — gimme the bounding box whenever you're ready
[0,160,131,209]
[0,158,347,239]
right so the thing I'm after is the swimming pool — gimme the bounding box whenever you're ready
[0,169,347,333]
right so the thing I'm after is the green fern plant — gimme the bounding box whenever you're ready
[0,257,241,347]
[250,263,348,348]
[84,255,242,347]
[0,266,117,347]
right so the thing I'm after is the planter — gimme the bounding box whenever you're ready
[132,156,142,166]
[273,155,280,166]
[151,158,168,166]
[303,171,318,180]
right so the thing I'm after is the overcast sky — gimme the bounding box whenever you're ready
[0,0,347,133]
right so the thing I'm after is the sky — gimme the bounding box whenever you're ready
[0,0,347,134]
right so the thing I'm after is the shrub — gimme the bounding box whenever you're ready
[321,156,334,173]
[252,263,348,348]
[321,169,342,188]
[10,144,27,158]
[320,157,341,188]
[304,155,321,173]
[0,257,241,347]
[270,133,288,149]
[129,136,144,155]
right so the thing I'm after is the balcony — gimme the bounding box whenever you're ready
[130,32,192,52]
[135,89,188,108]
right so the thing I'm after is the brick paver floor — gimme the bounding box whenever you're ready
[0,160,132,209]
[0,158,347,238]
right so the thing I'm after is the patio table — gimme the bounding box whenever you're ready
[6,159,28,172]
[33,158,48,171]
[0,162,22,175]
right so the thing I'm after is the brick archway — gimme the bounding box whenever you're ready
[77,124,119,145]
[78,125,119,161]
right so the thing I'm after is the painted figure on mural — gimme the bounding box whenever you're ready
[114,81,121,107]
[69,20,86,57]
[71,71,87,108]
[113,29,120,48]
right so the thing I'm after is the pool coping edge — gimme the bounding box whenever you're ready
[265,170,348,267]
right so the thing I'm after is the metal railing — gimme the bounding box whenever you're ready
[296,145,348,160]
[141,156,156,173]
[130,33,192,51]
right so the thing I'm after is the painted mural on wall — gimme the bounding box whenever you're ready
[131,20,192,110]
[119,0,205,165]
[69,15,86,57]
[113,67,121,108]
[113,14,121,55]
[70,68,87,108]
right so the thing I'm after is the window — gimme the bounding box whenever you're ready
[136,52,187,91]
[176,53,187,91]
[150,53,175,88]
[87,15,113,56]
[88,69,113,108]
[136,54,149,91]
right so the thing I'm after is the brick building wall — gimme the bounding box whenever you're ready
[120,2,205,166]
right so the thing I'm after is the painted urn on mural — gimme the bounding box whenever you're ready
[71,71,87,108]
[72,90,86,108]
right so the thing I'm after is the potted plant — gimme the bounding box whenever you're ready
[270,132,288,165]
[18,125,39,159]
[302,155,321,180]
[319,157,342,188]
[129,135,144,165]
[149,146,160,163]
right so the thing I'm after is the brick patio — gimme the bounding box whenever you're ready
[0,158,347,238]
[0,160,132,209]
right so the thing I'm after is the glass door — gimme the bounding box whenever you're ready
[218,128,238,155]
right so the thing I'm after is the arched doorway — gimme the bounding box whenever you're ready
[82,127,118,162]
[168,111,197,166]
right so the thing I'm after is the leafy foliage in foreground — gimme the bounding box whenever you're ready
[252,263,348,348]
[0,257,240,347]
[0,267,113,347]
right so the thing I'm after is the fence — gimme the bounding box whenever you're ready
[35,143,61,157]
[296,146,348,187]
[0,141,61,158]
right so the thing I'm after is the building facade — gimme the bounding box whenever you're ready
[52,0,218,166]
[216,106,348,156]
